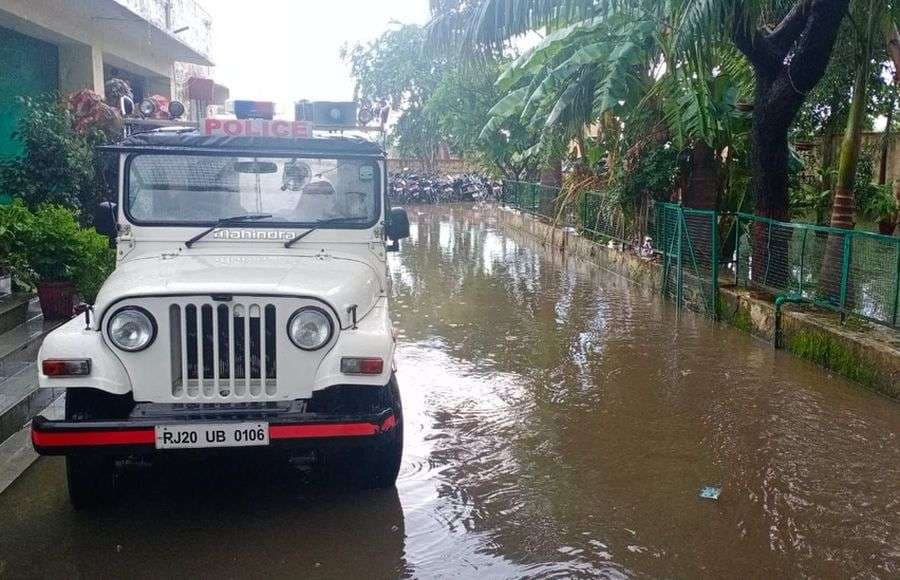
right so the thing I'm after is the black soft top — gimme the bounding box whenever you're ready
[99,129,385,157]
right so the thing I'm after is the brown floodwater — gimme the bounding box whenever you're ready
[0,204,898,578]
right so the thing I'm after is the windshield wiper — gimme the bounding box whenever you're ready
[284,216,371,248]
[184,214,273,248]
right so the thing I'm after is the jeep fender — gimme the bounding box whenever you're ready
[313,298,395,389]
[37,317,132,394]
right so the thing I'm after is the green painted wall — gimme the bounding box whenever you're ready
[0,26,59,160]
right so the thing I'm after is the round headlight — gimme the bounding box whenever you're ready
[168,100,185,119]
[138,98,157,117]
[287,307,333,350]
[107,307,157,352]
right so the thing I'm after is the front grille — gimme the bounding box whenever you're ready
[169,301,277,399]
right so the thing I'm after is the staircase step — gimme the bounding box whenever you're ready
[0,393,63,495]
[0,293,32,335]
[0,311,66,372]
[0,305,67,446]
[0,362,61,445]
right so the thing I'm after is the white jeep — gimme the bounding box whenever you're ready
[31,123,410,508]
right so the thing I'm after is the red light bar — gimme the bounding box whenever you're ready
[340,357,384,375]
[42,359,91,377]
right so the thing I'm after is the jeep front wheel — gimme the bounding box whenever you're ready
[64,389,129,510]
[323,378,404,489]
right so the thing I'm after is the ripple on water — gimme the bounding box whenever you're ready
[391,206,900,578]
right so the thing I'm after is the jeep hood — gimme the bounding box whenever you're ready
[92,253,381,328]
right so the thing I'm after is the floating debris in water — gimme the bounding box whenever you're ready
[699,486,721,500]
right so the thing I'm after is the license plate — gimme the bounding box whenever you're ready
[155,422,269,450]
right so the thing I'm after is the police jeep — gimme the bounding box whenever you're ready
[31,101,411,509]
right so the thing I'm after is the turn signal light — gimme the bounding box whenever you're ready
[42,359,91,377]
[340,357,384,375]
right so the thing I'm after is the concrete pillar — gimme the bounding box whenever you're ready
[58,42,104,97]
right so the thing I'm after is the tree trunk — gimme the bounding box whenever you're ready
[822,1,878,304]
[878,93,894,185]
[829,66,868,230]
[732,0,849,284]
[682,141,719,210]
[749,81,793,286]
[681,141,721,273]
[539,156,562,188]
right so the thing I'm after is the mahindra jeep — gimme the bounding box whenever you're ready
[31,121,410,508]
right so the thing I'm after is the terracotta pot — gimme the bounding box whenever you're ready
[878,219,897,235]
[37,281,76,320]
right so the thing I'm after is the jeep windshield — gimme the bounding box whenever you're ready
[126,154,379,226]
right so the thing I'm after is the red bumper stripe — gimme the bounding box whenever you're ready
[270,415,397,440]
[32,415,398,447]
[270,423,378,439]
[32,428,155,447]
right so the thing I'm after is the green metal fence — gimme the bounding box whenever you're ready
[733,213,900,328]
[503,182,721,317]
[503,180,900,328]
[502,181,573,225]
[654,203,719,316]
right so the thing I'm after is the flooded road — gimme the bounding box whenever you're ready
[1,205,898,578]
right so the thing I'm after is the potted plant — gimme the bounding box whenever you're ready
[860,183,899,235]
[1,203,113,319]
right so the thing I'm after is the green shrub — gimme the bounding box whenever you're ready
[0,95,103,217]
[0,201,35,289]
[0,202,114,301]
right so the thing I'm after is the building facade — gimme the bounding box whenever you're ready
[0,0,217,157]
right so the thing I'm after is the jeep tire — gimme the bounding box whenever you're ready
[323,377,404,489]
[64,389,124,510]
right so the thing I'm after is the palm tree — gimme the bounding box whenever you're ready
[829,0,893,230]
[430,1,848,218]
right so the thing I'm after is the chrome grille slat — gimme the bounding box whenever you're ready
[179,304,189,397]
[228,304,236,394]
[211,304,220,393]
[196,304,205,396]
[244,305,251,395]
[169,299,278,400]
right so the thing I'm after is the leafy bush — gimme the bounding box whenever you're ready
[0,95,108,217]
[859,183,897,222]
[0,202,114,301]
[0,201,35,289]
[619,146,680,202]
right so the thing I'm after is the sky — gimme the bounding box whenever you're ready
[202,0,431,118]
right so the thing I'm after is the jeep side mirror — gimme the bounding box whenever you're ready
[95,201,118,242]
[386,207,410,252]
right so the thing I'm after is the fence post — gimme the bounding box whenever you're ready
[676,208,684,308]
[839,232,852,319]
[580,191,591,232]
[892,239,900,327]
[711,211,718,318]
[799,228,808,296]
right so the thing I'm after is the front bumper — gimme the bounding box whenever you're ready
[32,401,397,456]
